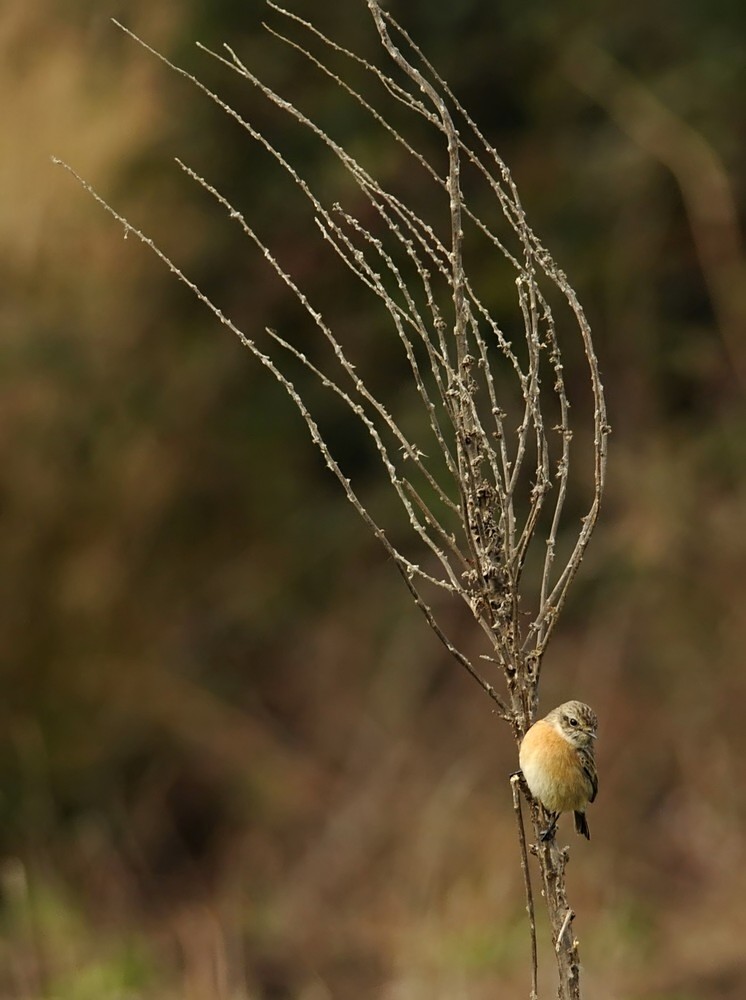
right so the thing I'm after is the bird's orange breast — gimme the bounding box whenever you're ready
[519,719,591,813]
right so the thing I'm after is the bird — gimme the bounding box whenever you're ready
[518,700,598,841]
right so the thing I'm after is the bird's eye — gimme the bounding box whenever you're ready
[569,717,578,727]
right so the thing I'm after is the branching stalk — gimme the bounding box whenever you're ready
[54,4,609,995]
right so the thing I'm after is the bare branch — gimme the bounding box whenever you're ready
[56,8,609,995]
[511,774,538,1000]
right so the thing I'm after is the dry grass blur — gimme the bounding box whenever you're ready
[3,2,746,999]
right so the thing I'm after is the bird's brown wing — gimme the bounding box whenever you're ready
[580,748,598,803]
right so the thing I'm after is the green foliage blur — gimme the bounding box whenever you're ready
[3,0,746,997]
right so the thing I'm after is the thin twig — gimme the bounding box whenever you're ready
[555,908,574,955]
[511,774,538,1000]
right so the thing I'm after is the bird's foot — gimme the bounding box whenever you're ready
[539,814,559,841]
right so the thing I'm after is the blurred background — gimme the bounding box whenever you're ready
[3,0,746,997]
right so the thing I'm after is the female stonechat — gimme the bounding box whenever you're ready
[519,700,598,840]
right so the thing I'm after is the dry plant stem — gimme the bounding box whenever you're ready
[56,5,610,996]
[538,842,580,1000]
[525,795,582,1000]
[511,775,538,1000]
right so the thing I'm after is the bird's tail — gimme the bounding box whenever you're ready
[574,810,590,840]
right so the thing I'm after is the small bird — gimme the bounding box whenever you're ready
[518,700,598,841]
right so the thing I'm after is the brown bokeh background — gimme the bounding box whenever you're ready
[3,1,746,998]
